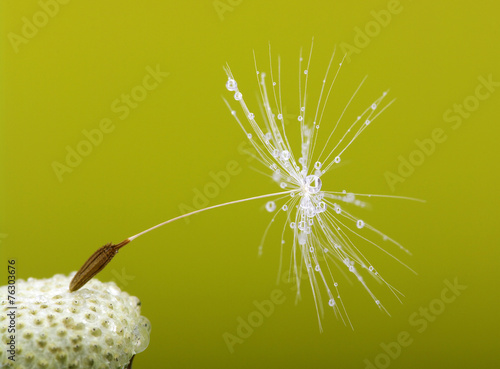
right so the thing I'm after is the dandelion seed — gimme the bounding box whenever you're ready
[70,42,424,332]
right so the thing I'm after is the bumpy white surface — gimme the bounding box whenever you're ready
[0,273,151,369]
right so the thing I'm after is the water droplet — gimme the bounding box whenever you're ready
[304,175,322,194]
[314,161,322,169]
[328,299,335,306]
[371,103,377,110]
[248,113,254,119]
[247,133,252,139]
[315,265,320,271]
[280,182,287,189]
[234,92,242,101]
[282,205,288,211]
[365,119,371,125]
[290,222,296,229]
[298,116,303,122]
[277,113,283,120]
[226,78,237,91]
[280,150,290,161]
[304,70,308,75]
[265,201,276,212]
[334,156,341,163]
[356,220,365,229]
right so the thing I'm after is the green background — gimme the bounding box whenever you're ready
[1,1,499,368]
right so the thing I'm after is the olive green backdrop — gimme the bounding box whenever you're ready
[1,1,499,368]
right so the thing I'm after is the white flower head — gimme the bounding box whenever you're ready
[223,42,422,329]
[0,273,151,368]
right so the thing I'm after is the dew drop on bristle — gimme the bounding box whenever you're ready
[280,150,290,161]
[334,156,341,163]
[328,299,335,307]
[248,113,254,119]
[357,220,365,229]
[305,175,322,194]
[282,205,288,211]
[226,78,237,91]
[265,201,276,212]
[234,92,242,100]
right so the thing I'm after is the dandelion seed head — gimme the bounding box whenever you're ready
[0,274,150,368]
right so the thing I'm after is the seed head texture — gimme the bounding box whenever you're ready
[1,273,151,369]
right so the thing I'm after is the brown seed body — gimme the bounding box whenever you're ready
[69,239,130,292]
